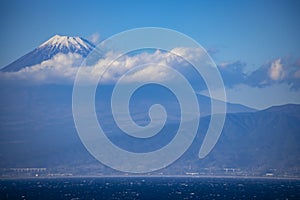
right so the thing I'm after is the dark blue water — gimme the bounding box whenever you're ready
[1,177,300,200]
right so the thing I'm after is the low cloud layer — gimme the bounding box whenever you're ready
[1,48,300,90]
[0,47,206,85]
[0,53,83,84]
[217,58,300,90]
[246,58,300,90]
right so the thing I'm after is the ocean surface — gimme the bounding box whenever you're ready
[1,177,300,200]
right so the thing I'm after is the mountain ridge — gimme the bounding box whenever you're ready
[0,95,299,176]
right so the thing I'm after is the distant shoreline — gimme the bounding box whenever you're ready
[1,175,300,181]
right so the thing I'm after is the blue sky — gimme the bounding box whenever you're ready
[0,0,300,108]
[1,0,299,68]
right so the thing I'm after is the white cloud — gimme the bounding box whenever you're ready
[0,53,84,84]
[88,33,101,44]
[170,47,206,64]
[2,48,300,92]
[218,61,235,68]
[0,47,207,85]
[246,57,300,89]
[268,59,285,81]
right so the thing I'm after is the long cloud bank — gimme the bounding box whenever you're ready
[1,47,300,90]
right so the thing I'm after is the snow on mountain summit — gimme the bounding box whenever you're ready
[2,35,95,72]
[39,35,94,53]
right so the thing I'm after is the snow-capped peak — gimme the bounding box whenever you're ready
[39,34,94,52]
[2,35,96,72]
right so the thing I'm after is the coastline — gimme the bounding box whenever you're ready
[1,174,300,181]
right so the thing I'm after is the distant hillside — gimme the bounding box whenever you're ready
[0,85,299,177]
[172,104,300,176]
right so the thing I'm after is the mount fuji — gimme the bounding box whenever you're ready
[1,35,95,72]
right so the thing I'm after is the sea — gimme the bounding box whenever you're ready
[1,177,300,200]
